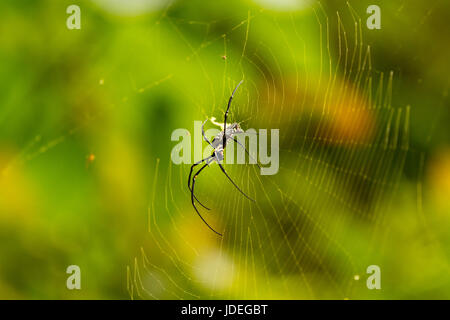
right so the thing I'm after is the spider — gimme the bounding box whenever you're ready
[188,80,261,236]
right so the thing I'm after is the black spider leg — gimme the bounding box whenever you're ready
[223,80,244,148]
[188,155,214,210]
[214,152,256,202]
[191,161,223,236]
[232,137,261,169]
[201,119,214,147]
[186,119,218,209]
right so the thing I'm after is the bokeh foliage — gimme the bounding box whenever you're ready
[0,0,449,299]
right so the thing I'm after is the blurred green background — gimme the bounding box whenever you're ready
[0,0,449,299]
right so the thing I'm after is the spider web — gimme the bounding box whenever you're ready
[126,1,410,299]
[3,0,442,299]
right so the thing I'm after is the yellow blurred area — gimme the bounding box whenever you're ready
[0,149,39,227]
[428,148,450,211]
[1,0,450,300]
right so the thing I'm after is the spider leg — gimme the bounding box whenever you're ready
[214,154,255,202]
[235,131,258,135]
[191,163,223,236]
[223,80,244,148]
[232,137,261,169]
[188,156,214,210]
[201,119,214,148]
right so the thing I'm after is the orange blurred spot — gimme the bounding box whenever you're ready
[86,153,96,168]
[259,75,375,146]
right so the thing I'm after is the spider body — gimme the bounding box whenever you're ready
[205,123,243,164]
[187,81,260,236]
